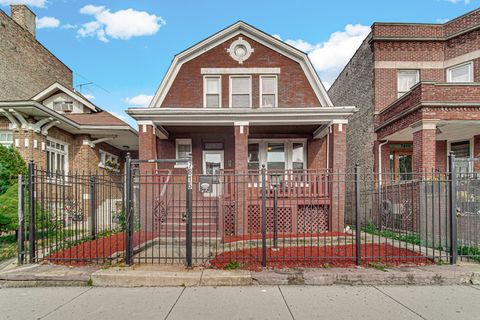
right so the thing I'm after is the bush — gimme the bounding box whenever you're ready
[0,145,27,195]
[0,184,19,232]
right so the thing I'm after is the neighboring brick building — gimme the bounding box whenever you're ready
[0,5,138,174]
[127,21,356,233]
[329,8,480,179]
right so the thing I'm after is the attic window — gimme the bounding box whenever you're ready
[53,101,73,113]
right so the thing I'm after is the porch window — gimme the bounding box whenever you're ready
[248,143,260,170]
[0,131,13,146]
[46,138,68,176]
[267,143,285,170]
[447,62,473,83]
[260,75,277,108]
[230,76,251,108]
[204,76,221,108]
[292,143,305,170]
[175,139,192,167]
[397,70,419,98]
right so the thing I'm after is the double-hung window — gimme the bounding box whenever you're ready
[230,76,251,108]
[175,139,192,168]
[260,75,277,108]
[46,139,68,177]
[0,131,13,146]
[204,76,221,108]
[397,70,419,98]
[447,62,473,83]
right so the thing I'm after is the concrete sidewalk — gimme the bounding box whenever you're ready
[1,285,480,319]
[1,261,480,287]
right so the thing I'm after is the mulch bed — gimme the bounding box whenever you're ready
[47,231,156,265]
[223,232,350,243]
[210,243,434,271]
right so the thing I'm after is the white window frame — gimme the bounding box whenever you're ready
[203,75,222,108]
[175,138,192,168]
[46,137,69,181]
[99,149,120,172]
[0,131,13,146]
[248,139,307,170]
[397,69,420,98]
[53,101,73,113]
[259,75,278,108]
[447,61,474,83]
[229,75,252,108]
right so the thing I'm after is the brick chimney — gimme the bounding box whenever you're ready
[10,5,36,37]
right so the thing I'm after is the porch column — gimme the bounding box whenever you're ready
[139,123,158,162]
[234,122,249,235]
[412,121,437,173]
[329,122,347,232]
[474,135,480,172]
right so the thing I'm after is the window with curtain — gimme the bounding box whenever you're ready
[260,76,277,108]
[397,70,419,98]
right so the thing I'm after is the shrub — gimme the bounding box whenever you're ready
[0,145,27,195]
[0,184,19,232]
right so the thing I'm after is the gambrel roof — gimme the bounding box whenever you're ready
[149,21,334,108]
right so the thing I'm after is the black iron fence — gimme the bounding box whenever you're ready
[17,154,480,268]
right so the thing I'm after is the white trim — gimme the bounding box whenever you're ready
[411,119,439,132]
[148,21,332,108]
[229,75,252,108]
[248,138,307,170]
[32,82,98,112]
[98,149,120,172]
[203,75,222,108]
[175,138,192,168]
[46,137,69,175]
[447,61,474,83]
[201,67,280,74]
[0,131,13,146]
[259,75,278,108]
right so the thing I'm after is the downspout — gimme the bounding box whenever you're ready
[378,140,389,186]
[326,127,330,170]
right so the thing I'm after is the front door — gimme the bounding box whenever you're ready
[202,150,224,196]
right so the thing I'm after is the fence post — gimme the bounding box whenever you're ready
[448,152,458,265]
[355,163,361,266]
[28,161,35,263]
[273,184,278,249]
[261,165,267,268]
[17,174,25,265]
[186,161,193,268]
[90,176,96,240]
[125,153,133,265]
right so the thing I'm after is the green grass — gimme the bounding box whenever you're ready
[458,246,480,262]
[224,260,241,270]
[362,222,422,246]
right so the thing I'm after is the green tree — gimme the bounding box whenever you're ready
[0,184,19,232]
[0,145,27,195]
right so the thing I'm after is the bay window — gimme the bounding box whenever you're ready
[230,76,251,108]
[46,138,68,177]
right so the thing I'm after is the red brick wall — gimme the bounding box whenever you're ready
[161,34,321,108]
[436,140,447,171]
[413,129,436,172]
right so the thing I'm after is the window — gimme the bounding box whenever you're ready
[46,139,68,177]
[292,143,305,170]
[53,101,73,113]
[450,140,471,174]
[0,131,13,146]
[230,76,251,108]
[260,76,277,108]
[99,150,119,171]
[204,76,221,108]
[447,62,473,83]
[397,70,419,98]
[175,139,192,167]
[248,143,260,170]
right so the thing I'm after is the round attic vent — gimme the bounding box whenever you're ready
[227,37,254,64]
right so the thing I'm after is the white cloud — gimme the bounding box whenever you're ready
[61,24,77,30]
[443,0,471,4]
[436,18,450,23]
[83,94,95,100]
[77,5,165,42]
[125,94,153,107]
[275,24,370,89]
[36,16,60,29]
[0,0,46,7]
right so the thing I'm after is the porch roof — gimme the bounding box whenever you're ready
[127,107,356,126]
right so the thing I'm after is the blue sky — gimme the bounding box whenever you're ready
[1,0,478,126]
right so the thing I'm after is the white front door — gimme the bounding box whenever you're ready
[202,150,224,196]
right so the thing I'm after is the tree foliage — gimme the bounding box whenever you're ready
[0,145,27,195]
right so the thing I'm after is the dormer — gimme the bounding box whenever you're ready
[32,82,100,115]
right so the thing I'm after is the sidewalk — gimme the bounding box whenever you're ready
[1,285,480,319]
[1,260,480,287]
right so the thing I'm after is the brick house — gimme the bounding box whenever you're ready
[127,21,356,233]
[329,8,480,180]
[0,5,138,174]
